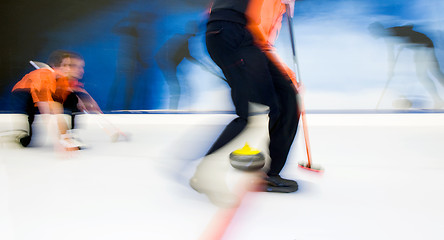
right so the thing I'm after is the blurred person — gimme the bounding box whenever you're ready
[54,50,129,142]
[154,21,200,109]
[55,50,128,142]
[190,0,301,206]
[368,22,444,108]
[10,50,91,150]
[155,20,225,109]
[56,50,103,117]
[108,11,154,110]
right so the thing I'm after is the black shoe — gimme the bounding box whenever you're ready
[264,175,298,193]
[19,135,32,147]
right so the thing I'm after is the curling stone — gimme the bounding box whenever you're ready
[229,143,265,171]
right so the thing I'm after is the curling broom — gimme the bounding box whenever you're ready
[285,4,322,172]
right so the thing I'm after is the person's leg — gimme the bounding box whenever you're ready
[204,21,251,155]
[425,49,444,108]
[414,48,444,108]
[155,55,182,109]
[60,92,87,149]
[63,92,80,129]
[192,29,250,205]
[258,61,300,192]
[205,21,279,155]
[204,65,250,154]
[428,49,444,86]
[266,62,300,176]
[190,21,278,206]
[10,91,37,147]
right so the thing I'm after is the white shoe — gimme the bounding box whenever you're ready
[59,137,79,150]
[59,131,84,150]
[66,130,86,148]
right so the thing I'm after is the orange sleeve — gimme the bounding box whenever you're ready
[246,0,297,85]
[12,69,56,103]
[245,0,267,48]
[12,73,31,91]
[246,0,287,50]
[265,51,298,85]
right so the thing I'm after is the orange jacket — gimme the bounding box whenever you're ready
[246,0,286,50]
[246,0,298,85]
[12,68,71,103]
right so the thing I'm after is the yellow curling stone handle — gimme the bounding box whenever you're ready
[232,142,261,155]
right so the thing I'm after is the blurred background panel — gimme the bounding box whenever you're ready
[0,0,443,111]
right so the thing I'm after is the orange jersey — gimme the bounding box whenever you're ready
[247,0,297,84]
[246,0,286,50]
[12,68,72,103]
[260,1,286,47]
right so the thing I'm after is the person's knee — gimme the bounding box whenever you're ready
[232,115,248,129]
[238,115,248,123]
[63,93,79,112]
[11,91,33,114]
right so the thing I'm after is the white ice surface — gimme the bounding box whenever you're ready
[1,113,444,240]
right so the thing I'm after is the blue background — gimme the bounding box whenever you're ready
[1,0,443,111]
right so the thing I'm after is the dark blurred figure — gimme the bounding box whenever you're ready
[369,22,444,108]
[108,11,155,110]
[154,21,200,109]
[190,0,301,207]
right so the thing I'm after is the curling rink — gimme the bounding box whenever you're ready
[1,111,444,240]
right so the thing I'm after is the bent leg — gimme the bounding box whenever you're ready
[10,91,37,147]
[266,62,299,176]
[205,21,277,155]
[63,92,80,129]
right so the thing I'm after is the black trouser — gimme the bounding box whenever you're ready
[10,91,37,146]
[63,92,81,129]
[10,91,80,146]
[205,20,300,176]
